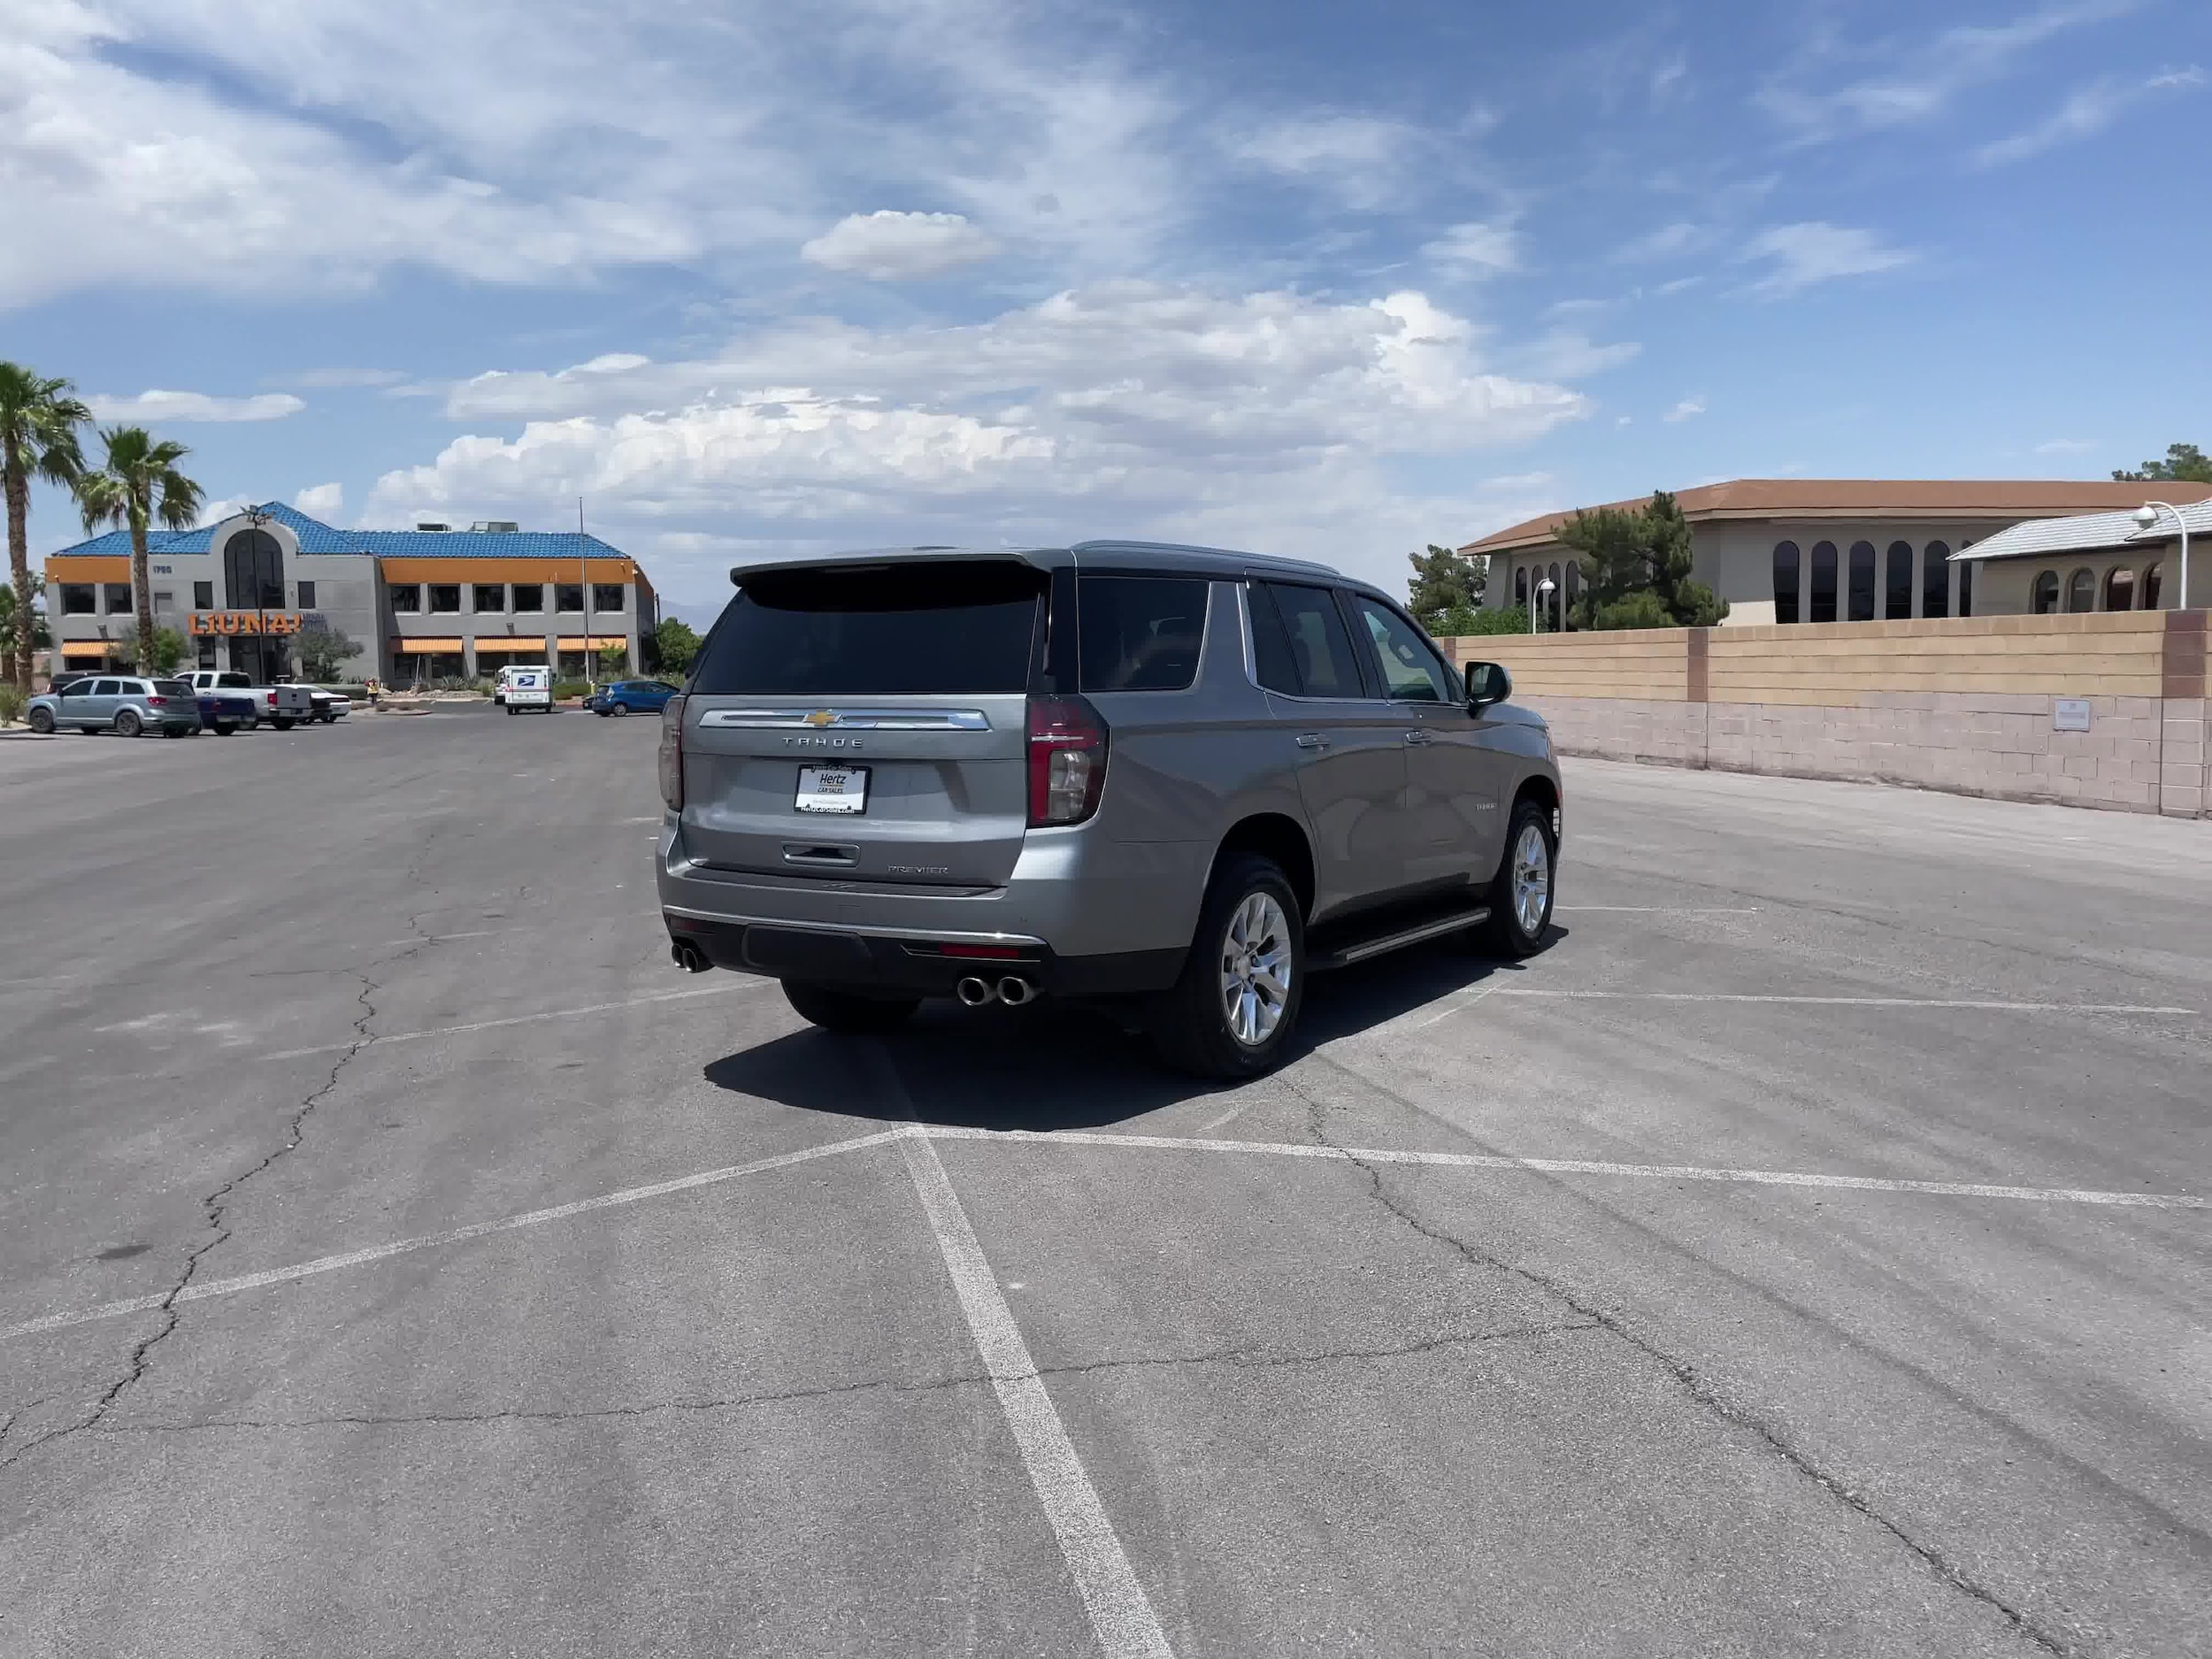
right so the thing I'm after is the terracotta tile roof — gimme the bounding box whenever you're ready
[1461,479,2212,556]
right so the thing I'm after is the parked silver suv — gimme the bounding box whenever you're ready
[27,675,201,737]
[656,543,1561,1077]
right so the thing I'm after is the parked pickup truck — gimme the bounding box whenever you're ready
[177,669,316,729]
[196,691,259,735]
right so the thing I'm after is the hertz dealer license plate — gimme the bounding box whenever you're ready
[795,764,869,814]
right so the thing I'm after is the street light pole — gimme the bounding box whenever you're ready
[1533,576,1556,635]
[2133,501,2192,611]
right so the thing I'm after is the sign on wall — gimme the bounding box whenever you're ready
[2053,698,2091,732]
[189,611,303,636]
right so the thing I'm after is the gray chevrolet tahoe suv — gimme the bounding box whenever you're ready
[657,542,1561,1077]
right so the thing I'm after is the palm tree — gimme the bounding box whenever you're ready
[74,427,204,673]
[0,363,90,693]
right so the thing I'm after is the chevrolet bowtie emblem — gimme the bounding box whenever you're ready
[803,710,836,727]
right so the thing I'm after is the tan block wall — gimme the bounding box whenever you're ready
[1440,627,1688,699]
[1439,612,2208,818]
[1705,613,2169,703]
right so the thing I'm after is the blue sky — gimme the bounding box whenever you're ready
[10,0,2208,613]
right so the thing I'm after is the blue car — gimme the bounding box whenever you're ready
[587,680,679,717]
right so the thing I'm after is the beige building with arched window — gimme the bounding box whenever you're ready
[1951,499,2208,617]
[1463,479,2212,628]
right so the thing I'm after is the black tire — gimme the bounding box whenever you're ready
[782,980,921,1034]
[507,705,518,717]
[214,723,237,735]
[271,716,294,731]
[27,707,54,734]
[114,709,142,738]
[1148,852,1305,1079]
[163,726,187,738]
[1480,796,1555,958]
[610,703,629,717]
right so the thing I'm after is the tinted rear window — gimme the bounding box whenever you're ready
[153,680,192,698]
[1078,576,1208,693]
[693,562,1044,696]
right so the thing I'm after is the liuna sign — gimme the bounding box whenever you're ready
[188,611,304,636]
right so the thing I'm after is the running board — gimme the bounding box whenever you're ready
[1310,906,1489,972]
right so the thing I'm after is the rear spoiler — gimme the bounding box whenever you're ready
[727,547,1070,586]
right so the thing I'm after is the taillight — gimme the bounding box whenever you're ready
[658,695,687,811]
[1026,695,1108,827]
[146,696,166,707]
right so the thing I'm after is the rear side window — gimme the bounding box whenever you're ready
[1249,582,1361,698]
[1078,576,1207,693]
[692,561,1044,696]
[153,680,192,698]
[218,672,250,688]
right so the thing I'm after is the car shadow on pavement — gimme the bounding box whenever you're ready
[702,926,1564,1134]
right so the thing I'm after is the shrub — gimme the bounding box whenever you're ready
[0,686,25,726]
[1432,605,1527,637]
[553,679,591,700]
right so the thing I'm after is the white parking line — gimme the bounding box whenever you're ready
[10,1122,2196,1350]
[927,1127,2211,1210]
[0,1130,906,1343]
[1552,906,1762,914]
[1481,989,2194,1014]
[882,1075,1175,1659]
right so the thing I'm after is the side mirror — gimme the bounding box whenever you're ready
[1464,660,1511,708]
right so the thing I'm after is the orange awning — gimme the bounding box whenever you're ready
[393,638,467,654]
[557,635,628,650]
[472,638,550,654]
[60,641,115,659]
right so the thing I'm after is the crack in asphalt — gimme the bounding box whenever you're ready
[0,842,451,1479]
[81,1321,1601,1440]
[1286,1057,2074,1659]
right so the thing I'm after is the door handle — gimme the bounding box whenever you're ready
[1294,733,1331,749]
[1403,729,1435,746]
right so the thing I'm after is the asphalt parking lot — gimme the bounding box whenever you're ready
[1,704,2207,1657]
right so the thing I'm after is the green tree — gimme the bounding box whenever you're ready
[296,625,365,682]
[0,363,89,695]
[148,626,188,675]
[597,644,628,678]
[1455,604,1531,636]
[2112,442,2212,484]
[652,617,701,677]
[1406,543,1486,630]
[1561,489,1727,630]
[0,574,50,669]
[73,427,204,675]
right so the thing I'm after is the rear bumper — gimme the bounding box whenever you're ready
[657,818,1208,996]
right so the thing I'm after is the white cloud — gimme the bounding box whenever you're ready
[194,497,249,528]
[86,390,305,423]
[1973,67,2204,165]
[801,211,1002,280]
[1758,1,2139,143]
[1233,114,1418,209]
[1663,396,1707,423]
[1741,223,1916,296]
[2034,437,2101,455]
[1422,221,1520,276]
[374,282,1589,602]
[293,368,407,389]
[1511,331,1641,380]
[1611,222,1702,263]
[1616,415,1633,427]
[295,482,344,517]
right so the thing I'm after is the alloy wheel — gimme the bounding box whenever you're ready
[1217,891,1293,1048]
[1512,821,1550,938]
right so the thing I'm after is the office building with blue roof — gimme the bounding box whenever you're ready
[44,504,657,685]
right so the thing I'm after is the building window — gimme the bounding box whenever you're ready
[60,583,96,614]
[222,526,285,610]
[104,583,132,614]
[591,582,626,614]
[1546,563,1563,631]
[2103,566,2135,611]
[1513,566,1528,609]
[1959,557,1973,618]
[511,583,543,613]
[153,589,174,615]
[429,584,461,614]
[1771,541,1801,624]
[2143,563,2162,609]
[1847,541,1876,621]
[1923,542,1949,618]
[389,583,420,613]
[1809,541,1838,622]
[296,580,316,609]
[2066,567,2096,613]
[1885,541,1913,619]
[197,637,217,669]
[473,583,504,612]
[557,583,584,613]
[2032,571,2060,614]
[192,580,213,608]
[1564,559,1581,614]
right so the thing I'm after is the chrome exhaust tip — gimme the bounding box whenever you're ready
[670,940,711,974]
[955,976,996,1007]
[996,976,1036,1007]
